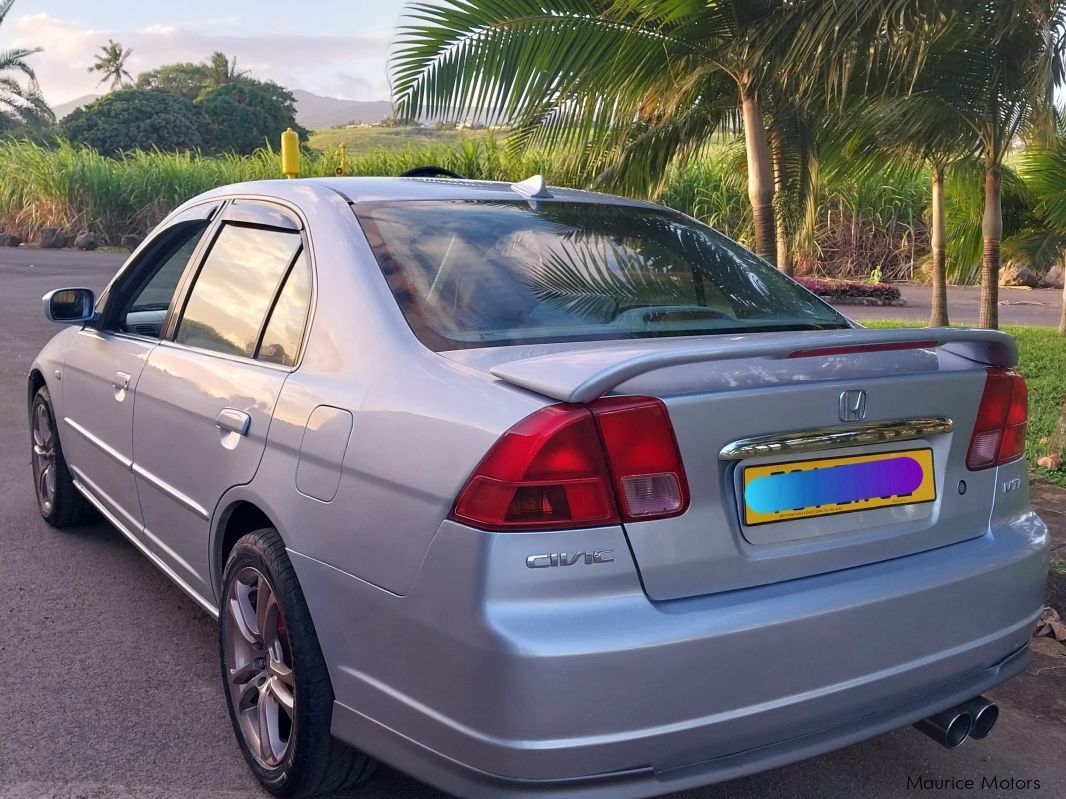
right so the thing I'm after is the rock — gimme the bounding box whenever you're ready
[120,233,143,250]
[1000,263,1042,287]
[36,226,65,249]
[1015,268,1042,287]
[0,232,22,247]
[73,231,97,250]
[1037,454,1063,470]
[1042,264,1064,289]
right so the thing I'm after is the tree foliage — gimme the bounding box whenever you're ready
[60,90,205,156]
[89,39,133,90]
[135,51,248,101]
[61,68,305,157]
[0,0,54,128]
[135,62,211,100]
[391,0,1066,328]
[197,79,306,155]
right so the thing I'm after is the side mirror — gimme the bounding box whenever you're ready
[43,288,97,325]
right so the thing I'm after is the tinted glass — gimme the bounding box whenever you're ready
[258,252,311,367]
[176,224,301,357]
[356,201,848,350]
[118,223,209,337]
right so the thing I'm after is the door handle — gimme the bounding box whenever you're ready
[217,409,251,437]
[112,371,131,401]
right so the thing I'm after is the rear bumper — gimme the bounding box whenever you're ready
[291,508,1047,799]
[332,643,1030,799]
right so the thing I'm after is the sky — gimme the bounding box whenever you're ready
[0,0,412,105]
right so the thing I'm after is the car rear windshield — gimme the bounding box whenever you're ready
[355,200,849,350]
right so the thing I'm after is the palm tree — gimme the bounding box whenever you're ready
[89,39,133,90]
[892,2,1066,329]
[0,0,53,126]
[205,51,246,89]
[392,1,965,270]
[853,99,979,326]
[392,1,795,263]
[1014,137,1066,335]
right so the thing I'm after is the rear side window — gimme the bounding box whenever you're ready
[258,251,311,367]
[356,201,848,350]
[176,224,301,358]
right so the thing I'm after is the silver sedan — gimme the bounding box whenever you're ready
[29,176,1047,798]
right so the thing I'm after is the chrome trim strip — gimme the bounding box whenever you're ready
[132,462,210,520]
[64,417,133,470]
[142,526,205,583]
[158,339,293,373]
[718,417,954,461]
[71,472,219,619]
[68,464,141,533]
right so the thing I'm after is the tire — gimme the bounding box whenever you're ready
[219,528,375,797]
[30,385,98,528]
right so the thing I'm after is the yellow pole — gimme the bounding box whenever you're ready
[335,142,350,176]
[281,128,300,178]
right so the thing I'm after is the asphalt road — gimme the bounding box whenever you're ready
[2,247,1065,799]
[846,283,1063,327]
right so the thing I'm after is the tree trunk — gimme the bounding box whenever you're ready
[740,87,776,265]
[1059,253,1066,336]
[979,155,1002,330]
[929,164,949,327]
[770,126,793,275]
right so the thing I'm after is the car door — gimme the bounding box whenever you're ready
[132,200,312,602]
[58,205,218,534]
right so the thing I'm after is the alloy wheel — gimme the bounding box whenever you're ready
[225,566,296,767]
[31,402,56,515]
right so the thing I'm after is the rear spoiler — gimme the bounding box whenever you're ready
[489,328,1017,404]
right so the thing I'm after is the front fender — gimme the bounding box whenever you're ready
[28,327,78,420]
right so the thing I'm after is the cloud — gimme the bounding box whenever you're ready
[9,13,393,105]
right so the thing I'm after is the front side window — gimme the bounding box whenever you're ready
[112,222,210,338]
[175,224,301,358]
[356,201,848,350]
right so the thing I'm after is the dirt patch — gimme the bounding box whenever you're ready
[1031,476,1066,615]
[1049,571,1066,618]
[991,637,1066,731]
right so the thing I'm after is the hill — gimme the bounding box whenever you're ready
[292,91,392,131]
[51,89,391,131]
[53,94,99,119]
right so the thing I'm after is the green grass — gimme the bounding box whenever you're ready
[0,138,572,242]
[308,126,501,153]
[865,321,1066,486]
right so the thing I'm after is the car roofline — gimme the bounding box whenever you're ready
[183,176,665,212]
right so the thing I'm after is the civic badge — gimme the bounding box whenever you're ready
[839,390,867,422]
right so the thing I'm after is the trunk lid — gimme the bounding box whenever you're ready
[443,328,1017,600]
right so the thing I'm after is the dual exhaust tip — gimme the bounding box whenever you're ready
[914,695,999,749]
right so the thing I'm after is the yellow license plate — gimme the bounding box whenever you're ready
[742,448,936,526]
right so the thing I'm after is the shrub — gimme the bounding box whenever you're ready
[794,277,902,304]
[197,79,306,155]
[60,90,205,156]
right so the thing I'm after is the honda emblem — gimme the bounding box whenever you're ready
[839,390,868,422]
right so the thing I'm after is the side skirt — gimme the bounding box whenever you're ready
[71,474,220,620]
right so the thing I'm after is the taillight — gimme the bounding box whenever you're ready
[451,405,618,531]
[450,397,689,531]
[591,397,689,520]
[966,368,1028,470]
